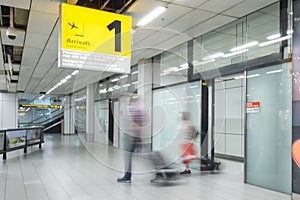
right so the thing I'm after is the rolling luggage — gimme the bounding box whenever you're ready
[148,151,179,183]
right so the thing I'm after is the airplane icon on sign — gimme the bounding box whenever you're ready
[68,22,78,29]
[67,20,84,37]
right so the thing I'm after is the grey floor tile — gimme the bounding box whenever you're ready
[0,134,292,200]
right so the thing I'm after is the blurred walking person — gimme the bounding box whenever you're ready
[117,94,147,183]
[179,112,197,174]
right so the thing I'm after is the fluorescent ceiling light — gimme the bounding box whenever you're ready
[137,6,167,26]
[75,97,86,101]
[131,71,138,75]
[38,95,45,100]
[180,63,188,68]
[267,33,281,40]
[61,79,67,84]
[190,85,198,89]
[174,67,189,72]
[234,75,245,80]
[26,108,30,112]
[71,70,79,76]
[223,49,248,58]
[122,83,131,88]
[247,74,260,78]
[120,75,128,79]
[111,78,119,82]
[160,72,169,76]
[287,30,293,35]
[203,52,224,60]
[198,59,215,65]
[65,75,72,80]
[107,87,113,92]
[99,89,107,94]
[230,41,259,52]
[266,69,283,74]
[258,35,291,47]
[163,67,178,73]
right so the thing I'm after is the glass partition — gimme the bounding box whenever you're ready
[246,3,280,60]
[95,66,138,102]
[246,63,292,193]
[26,129,42,144]
[193,2,291,75]
[214,74,245,158]
[0,127,44,160]
[153,43,188,88]
[194,19,245,72]
[152,81,201,168]
[94,100,109,145]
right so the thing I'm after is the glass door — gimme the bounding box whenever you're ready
[246,63,292,194]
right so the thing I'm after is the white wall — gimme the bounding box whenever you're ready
[0,93,18,129]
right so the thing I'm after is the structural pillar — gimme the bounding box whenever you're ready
[86,84,95,142]
[137,59,153,149]
[63,95,74,134]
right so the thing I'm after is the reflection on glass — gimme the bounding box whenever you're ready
[26,129,41,144]
[152,81,201,169]
[193,2,288,74]
[153,43,188,87]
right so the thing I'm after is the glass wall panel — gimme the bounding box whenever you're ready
[94,100,109,145]
[246,3,280,60]
[214,74,245,158]
[18,99,52,125]
[73,89,86,135]
[153,43,188,88]
[152,81,201,168]
[246,63,292,194]
[94,66,138,101]
[194,19,245,73]
[193,2,291,75]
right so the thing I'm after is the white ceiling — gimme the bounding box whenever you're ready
[0,0,278,100]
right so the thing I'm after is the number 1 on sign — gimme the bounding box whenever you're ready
[107,20,121,52]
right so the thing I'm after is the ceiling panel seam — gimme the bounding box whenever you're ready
[23,17,59,92]
[156,0,209,10]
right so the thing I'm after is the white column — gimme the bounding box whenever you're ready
[138,59,153,145]
[63,95,74,134]
[86,84,95,142]
[1,93,17,129]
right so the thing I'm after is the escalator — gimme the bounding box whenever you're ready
[18,109,64,133]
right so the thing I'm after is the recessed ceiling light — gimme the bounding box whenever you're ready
[137,6,167,26]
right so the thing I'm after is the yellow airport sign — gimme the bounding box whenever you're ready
[59,3,131,73]
[19,104,62,109]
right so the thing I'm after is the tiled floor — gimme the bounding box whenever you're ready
[0,134,291,200]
